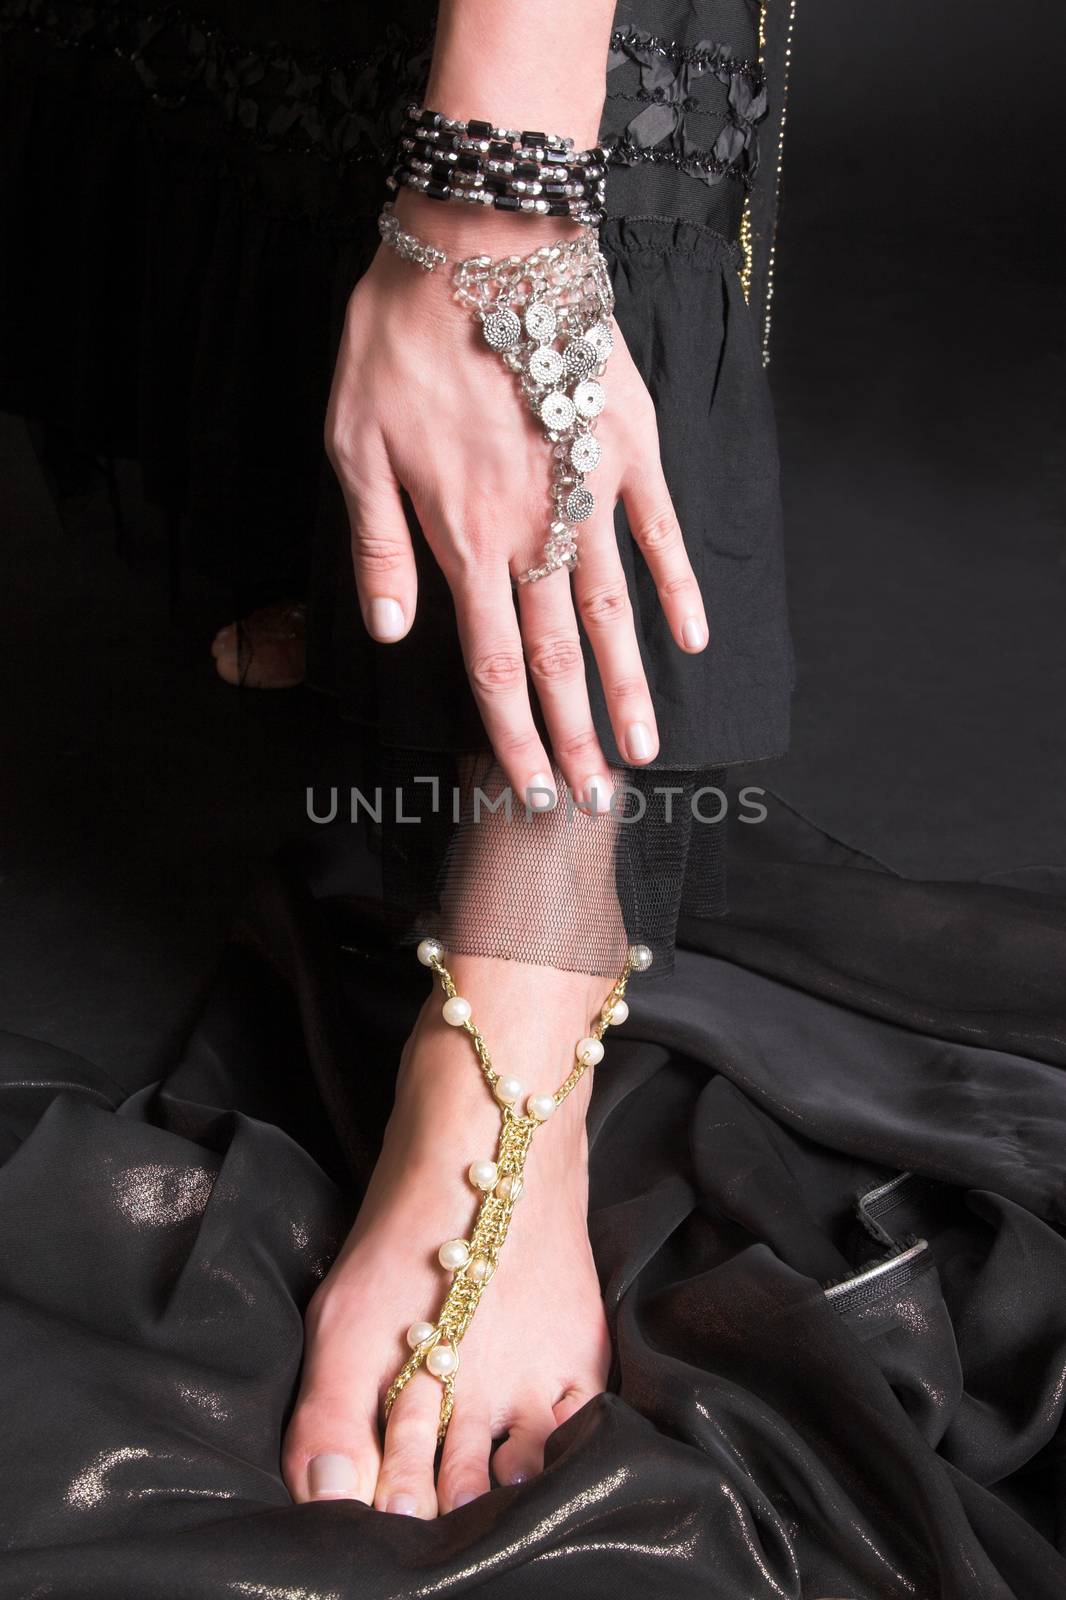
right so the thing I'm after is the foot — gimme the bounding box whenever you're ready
[282,956,613,1516]
[211,601,306,688]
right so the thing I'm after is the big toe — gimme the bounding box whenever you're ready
[283,1392,380,1506]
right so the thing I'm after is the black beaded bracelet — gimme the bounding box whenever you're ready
[386,102,609,228]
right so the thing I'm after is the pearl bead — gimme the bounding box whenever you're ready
[577,1036,604,1066]
[527,1092,556,1122]
[468,1159,499,1192]
[494,1075,523,1107]
[438,1238,471,1271]
[416,937,443,967]
[426,1343,458,1378]
[605,998,629,1025]
[629,943,654,972]
[465,1255,491,1283]
[406,1320,435,1350]
[495,1172,523,1202]
[442,996,472,1026]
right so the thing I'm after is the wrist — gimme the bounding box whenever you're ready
[389,184,588,261]
[423,3,611,154]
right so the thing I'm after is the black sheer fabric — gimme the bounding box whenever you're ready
[375,755,727,974]
[1,807,1063,1596]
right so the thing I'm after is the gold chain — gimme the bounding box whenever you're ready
[383,942,646,1440]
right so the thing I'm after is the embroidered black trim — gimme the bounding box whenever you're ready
[606,89,729,120]
[606,136,751,188]
[608,23,762,84]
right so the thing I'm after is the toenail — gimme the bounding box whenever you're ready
[454,1490,480,1509]
[386,1493,419,1516]
[307,1453,359,1500]
[506,1469,529,1486]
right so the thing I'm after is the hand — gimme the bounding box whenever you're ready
[325,199,709,809]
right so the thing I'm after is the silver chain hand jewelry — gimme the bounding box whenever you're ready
[377,200,616,585]
[452,234,615,584]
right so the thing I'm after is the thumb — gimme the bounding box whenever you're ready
[339,432,418,643]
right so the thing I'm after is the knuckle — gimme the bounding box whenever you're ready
[607,675,647,703]
[496,730,541,762]
[659,574,698,602]
[635,507,681,553]
[578,581,631,629]
[555,729,601,763]
[527,635,583,683]
[468,651,526,695]
[351,533,407,575]
[325,421,356,475]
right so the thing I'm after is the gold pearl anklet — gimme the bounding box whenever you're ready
[383,939,653,1442]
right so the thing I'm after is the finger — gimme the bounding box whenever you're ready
[450,563,556,809]
[517,573,613,813]
[436,1393,493,1514]
[572,515,660,766]
[374,1376,440,1518]
[327,422,417,643]
[621,451,707,652]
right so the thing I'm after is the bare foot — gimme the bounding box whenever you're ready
[211,602,306,688]
[282,956,613,1515]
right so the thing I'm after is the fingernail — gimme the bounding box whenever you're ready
[386,1492,419,1516]
[579,775,614,815]
[625,723,654,762]
[526,773,557,811]
[308,1453,359,1500]
[367,597,406,641]
[453,1490,479,1509]
[682,616,707,650]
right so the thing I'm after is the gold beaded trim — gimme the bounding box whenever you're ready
[383,939,650,1441]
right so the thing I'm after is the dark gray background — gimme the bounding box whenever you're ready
[764,0,1066,876]
[2,0,1064,1084]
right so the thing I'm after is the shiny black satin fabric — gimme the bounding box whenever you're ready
[1,814,1065,1597]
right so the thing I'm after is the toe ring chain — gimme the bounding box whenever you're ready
[383,938,652,1442]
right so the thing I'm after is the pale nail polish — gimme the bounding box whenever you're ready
[526,773,557,811]
[453,1490,480,1509]
[386,1492,419,1516]
[682,616,707,650]
[580,775,615,815]
[308,1453,359,1500]
[367,597,406,641]
[626,722,654,762]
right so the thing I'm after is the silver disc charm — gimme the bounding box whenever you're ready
[570,433,601,472]
[524,300,558,343]
[563,338,598,378]
[573,379,605,419]
[528,346,564,385]
[483,308,522,351]
[539,390,576,430]
[586,321,614,360]
[565,486,596,523]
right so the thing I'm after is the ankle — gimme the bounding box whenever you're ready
[414,953,612,1095]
